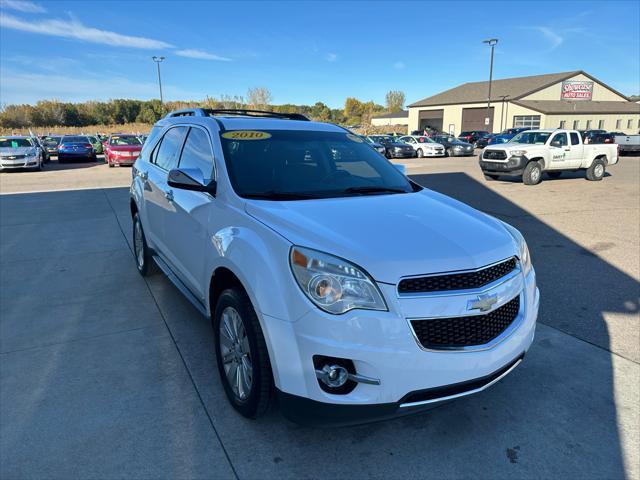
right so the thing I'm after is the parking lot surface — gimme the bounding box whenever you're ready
[1,155,639,479]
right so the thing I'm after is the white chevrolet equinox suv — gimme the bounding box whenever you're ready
[130,108,539,426]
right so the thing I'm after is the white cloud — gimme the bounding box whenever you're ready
[325,52,338,62]
[393,61,405,69]
[0,12,173,49]
[175,49,230,61]
[0,0,45,13]
[533,26,563,50]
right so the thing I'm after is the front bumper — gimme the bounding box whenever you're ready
[389,150,415,158]
[109,156,137,166]
[0,158,39,169]
[262,267,539,426]
[423,150,445,157]
[479,155,528,176]
[450,149,476,156]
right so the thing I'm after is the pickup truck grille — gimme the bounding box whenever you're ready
[410,295,520,349]
[398,257,517,294]
[483,150,507,160]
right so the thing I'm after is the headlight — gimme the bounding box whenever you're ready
[501,221,532,276]
[511,150,527,156]
[290,246,387,314]
[26,150,37,157]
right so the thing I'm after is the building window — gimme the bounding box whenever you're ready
[616,119,622,129]
[637,119,640,129]
[586,120,592,129]
[513,115,541,129]
[559,120,566,129]
[598,120,605,129]
[573,120,580,130]
[628,119,633,129]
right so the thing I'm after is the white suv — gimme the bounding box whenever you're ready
[130,109,539,426]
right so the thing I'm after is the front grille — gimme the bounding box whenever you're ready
[411,295,520,349]
[398,257,516,294]
[1,155,26,160]
[483,150,507,160]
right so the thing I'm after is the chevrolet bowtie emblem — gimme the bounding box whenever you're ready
[468,294,498,312]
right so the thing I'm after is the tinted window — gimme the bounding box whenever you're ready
[219,130,415,199]
[570,132,580,145]
[154,127,186,171]
[0,138,33,148]
[551,133,568,146]
[62,136,88,143]
[139,126,163,162]
[179,127,214,179]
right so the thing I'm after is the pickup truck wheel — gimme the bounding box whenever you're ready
[523,161,543,185]
[416,148,424,158]
[214,288,273,419]
[586,159,605,181]
[547,171,562,179]
[132,213,157,276]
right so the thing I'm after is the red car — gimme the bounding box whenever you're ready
[104,134,143,167]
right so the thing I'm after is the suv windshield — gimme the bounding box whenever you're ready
[220,130,416,200]
[511,131,551,145]
[0,138,33,148]
[110,135,142,146]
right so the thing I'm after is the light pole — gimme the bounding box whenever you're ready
[483,38,498,132]
[151,56,165,105]
[499,95,509,132]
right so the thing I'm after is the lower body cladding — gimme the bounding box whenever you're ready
[262,265,539,426]
[479,155,527,176]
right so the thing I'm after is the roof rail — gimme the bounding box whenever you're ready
[164,108,209,118]
[204,109,309,121]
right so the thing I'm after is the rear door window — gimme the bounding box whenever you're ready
[570,132,580,145]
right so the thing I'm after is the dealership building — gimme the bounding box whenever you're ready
[407,71,640,135]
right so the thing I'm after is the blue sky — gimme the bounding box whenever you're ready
[1,0,639,108]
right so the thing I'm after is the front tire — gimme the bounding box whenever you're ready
[523,161,543,185]
[132,212,157,276]
[586,159,605,181]
[416,148,424,158]
[214,288,273,419]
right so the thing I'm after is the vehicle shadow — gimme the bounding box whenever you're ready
[0,181,637,479]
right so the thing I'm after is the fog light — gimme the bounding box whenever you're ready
[319,364,348,388]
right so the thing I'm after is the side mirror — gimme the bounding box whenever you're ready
[168,168,216,195]
[550,140,562,148]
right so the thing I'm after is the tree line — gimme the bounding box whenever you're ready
[0,88,406,129]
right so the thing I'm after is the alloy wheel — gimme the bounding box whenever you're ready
[219,306,253,400]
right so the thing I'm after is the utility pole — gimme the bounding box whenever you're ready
[151,56,165,105]
[499,95,509,132]
[483,38,498,132]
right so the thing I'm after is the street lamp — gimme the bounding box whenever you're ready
[151,56,165,105]
[483,38,498,132]
[499,95,509,132]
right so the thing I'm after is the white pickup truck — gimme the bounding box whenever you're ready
[479,129,619,185]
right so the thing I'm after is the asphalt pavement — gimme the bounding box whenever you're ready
[1,154,638,479]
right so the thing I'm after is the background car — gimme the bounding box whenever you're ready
[368,135,415,158]
[397,135,445,157]
[104,134,143,167]
[474,134,495,149]
[582,129,607,143]
[587,133,615,144]
[487,133,515,146]
[459,130,490,146]
[0,135,45,171]
[58,135,96,163]
[432,135,475,156]
[43,136,62,157]
[87,135,104,154]
[359,135,386,155]
[502,127,530,135]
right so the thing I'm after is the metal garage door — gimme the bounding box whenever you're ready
[462,107,494,132]
[418,110,444,132]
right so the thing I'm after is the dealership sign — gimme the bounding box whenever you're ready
[561,80,594,100]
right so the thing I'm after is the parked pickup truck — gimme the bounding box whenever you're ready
[614,134,640,154]
[479,129,618,185]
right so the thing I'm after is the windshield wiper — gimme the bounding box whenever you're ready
[342,186,409,195]
[242,191,323,200]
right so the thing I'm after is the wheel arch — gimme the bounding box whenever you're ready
[528,157,545,169]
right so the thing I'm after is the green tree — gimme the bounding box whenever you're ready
[385,90,406,112]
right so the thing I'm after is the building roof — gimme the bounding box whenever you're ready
[372,110,409,119]
[408,71,629,107]
[512,100,640,114]
[629,95,640,103]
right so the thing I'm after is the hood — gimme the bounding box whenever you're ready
[245,189,516,283]
[107,145,142,151]
[0,147,36,156]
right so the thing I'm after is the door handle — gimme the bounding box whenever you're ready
[563,148,571,151]
[164,189,174,202]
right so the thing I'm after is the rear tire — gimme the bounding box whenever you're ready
[214,288,273,419]
[523,161,543,185]
[586,159,605,181]
[547,171,562,179]
[132,212,157,276]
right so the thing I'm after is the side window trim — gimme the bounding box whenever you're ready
[177,125,217,181]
